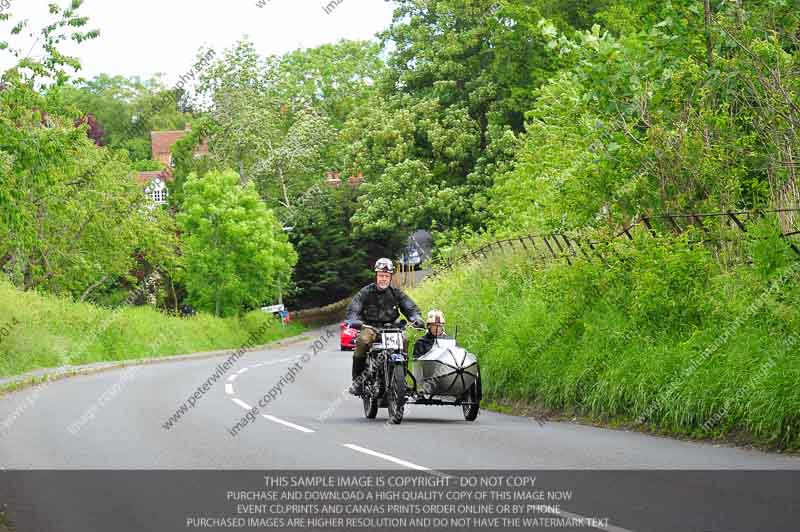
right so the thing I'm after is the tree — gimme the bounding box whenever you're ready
[177,170,297,317]
[0,1,177,300]
[349,158,471,245]
[50,74,192,162]
[337,0,559,241]
[276,40,386,129]
[195,39,374,210]
[169,117,217,207]
[0,80,178,296]
[253,106,336,212]
[284,185,374,309]
[488,0,800,234]
[0,0,99,89]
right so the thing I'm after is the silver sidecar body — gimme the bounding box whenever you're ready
[412,338,479,398]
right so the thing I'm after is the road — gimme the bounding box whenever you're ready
[1,327,798,531]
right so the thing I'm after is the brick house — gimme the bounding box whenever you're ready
[138,124,209,205]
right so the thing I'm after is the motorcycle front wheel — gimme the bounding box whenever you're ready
[386,364,406,425]
[363,394,379,419]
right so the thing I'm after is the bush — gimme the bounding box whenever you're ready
[410,236,800,449]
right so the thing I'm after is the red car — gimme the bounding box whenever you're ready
[340,321,358,351]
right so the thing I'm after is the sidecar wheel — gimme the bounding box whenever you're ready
[462,382,480,422]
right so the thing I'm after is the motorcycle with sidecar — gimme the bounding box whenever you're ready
[348,319,481,424]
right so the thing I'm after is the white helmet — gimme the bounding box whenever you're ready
[426,309,445,325]
[374,257,395,274]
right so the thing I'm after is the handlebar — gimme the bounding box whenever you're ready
[346,319,426,331]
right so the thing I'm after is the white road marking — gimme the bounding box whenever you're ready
[264,357,295,366]
[219,347,631,532]
[262,414,315,433]
[232,398,253,410]
[343,444,432,471]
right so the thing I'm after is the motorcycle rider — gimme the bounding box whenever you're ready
[346,258,425,395]
[412,309,451,359]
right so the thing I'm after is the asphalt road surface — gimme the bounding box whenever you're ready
[1,327,798,532]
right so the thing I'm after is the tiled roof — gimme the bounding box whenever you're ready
[150,128,209,163]
[150,130,187,158]
[137,168,174,184]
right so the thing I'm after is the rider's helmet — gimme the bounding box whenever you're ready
[374,258,395,274]
[426,309,445,325]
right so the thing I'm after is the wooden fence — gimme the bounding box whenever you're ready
[429,208,800,278]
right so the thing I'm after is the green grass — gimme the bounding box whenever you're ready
[0,279,306,378]
[410,229,800,450]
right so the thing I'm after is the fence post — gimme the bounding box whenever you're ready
[528,236,540,258]
[641,215,657,237]
[622,225,635,240]
[665,214,683,235]
[691,213,710,234]
[542,236,557,260]
[727,212,747,233]
[573,239,593,262]
[587,241,608,265]
[562,235,578,258]
[551,234,571,265]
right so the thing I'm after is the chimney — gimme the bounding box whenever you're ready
[325,170,342,188]
[347,171,364,187]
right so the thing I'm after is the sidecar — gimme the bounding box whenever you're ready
[410,338,481,421]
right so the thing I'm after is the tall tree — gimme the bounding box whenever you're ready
[177,170,297,317]
[284,185,376,309]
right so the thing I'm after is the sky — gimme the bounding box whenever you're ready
[0,0,396,85]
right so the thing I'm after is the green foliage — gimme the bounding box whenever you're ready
[341,0,566,240]
[195,40,343,210]
[0,0,99,88]
[351,159,472,239]
[411,240,800,449]
[0,276,305,377]
[284,185,376,309]
[254,107,336,210]
[277,40,386,129]
[177,170,297,317]
[169,117,216,207]
[50,74,192,161]
[489,0,800,235]
[0,79,177,298]
[747,218,797,280]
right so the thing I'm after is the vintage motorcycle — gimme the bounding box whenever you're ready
[348,319,481,424]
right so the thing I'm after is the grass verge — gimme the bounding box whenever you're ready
[0,279,306,378]
[410,226,800,451]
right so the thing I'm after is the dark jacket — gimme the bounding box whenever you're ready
[412,332,452,359]
[346,283,422,327]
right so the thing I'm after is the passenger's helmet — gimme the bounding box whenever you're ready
[426,309,445,325]
[374,258,395,274]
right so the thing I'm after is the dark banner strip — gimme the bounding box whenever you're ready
[1,470,798,532]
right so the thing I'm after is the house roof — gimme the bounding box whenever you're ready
[150,128,210,158]
[137,169,174,184]
[151,130,188,157]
